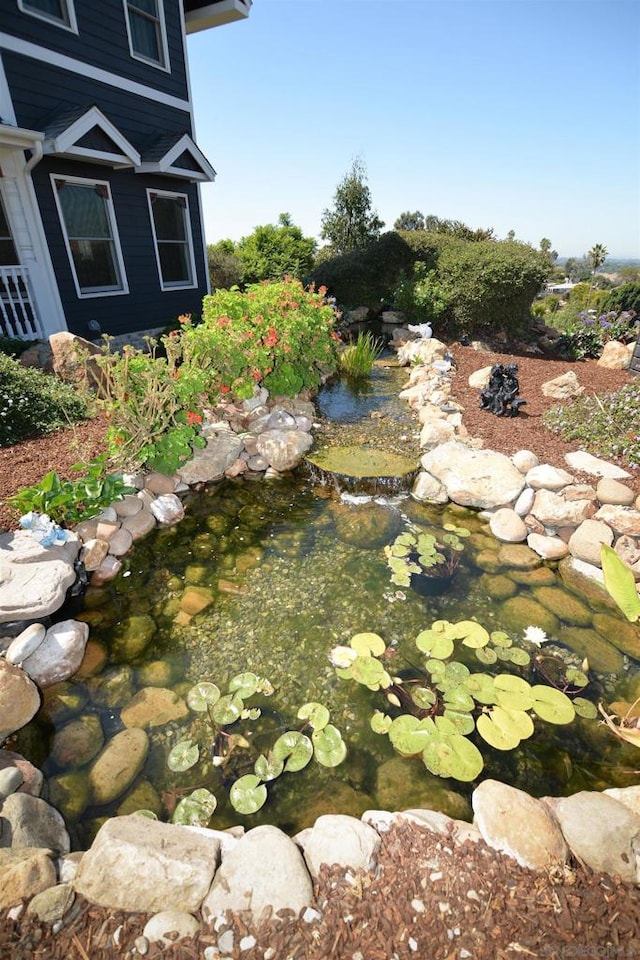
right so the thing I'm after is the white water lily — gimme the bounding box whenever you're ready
[523,625,548,647]
[328,645,358,669]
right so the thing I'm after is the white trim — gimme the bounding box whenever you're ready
[17,0,78,35]
[185,0,251,35]
[123,0,171,73]
[0,54,17,125]
[136,132,216,181]
[0,32,192,114]
[50,173,130,299]
[43,105,141,167]
[0,123,43,151]
[146,187,197,291]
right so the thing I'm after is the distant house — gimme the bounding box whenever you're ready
[0,0,251,342]
[544,280,576,297]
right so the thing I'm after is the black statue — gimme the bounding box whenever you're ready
[480,363,527,417]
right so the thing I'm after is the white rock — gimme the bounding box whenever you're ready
[593,504,640,537]
[511,450,539,474]
[149,494,185,525]
[5,623,46,665]
[20,620,89,688]
[541,371,584,400]
[143,910,200,945]
[412,472,449,504]
[488,508,528,543]
[525,464,574,491]
[564,451,631,480]
[513,487,535,517]
[299,814,380,879]
[568,519,615,566]
[526,534,569,560]
[420,442,525,510]
[467,365,493,389]
[596,478,636,507]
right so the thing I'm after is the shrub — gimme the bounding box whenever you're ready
[0,353,88,447]
[543,381,640,468]
[310,232,414,309]
[604,282,640,317]
[392,262,452,326]
[0,335,31,358]
[554,310,638,360]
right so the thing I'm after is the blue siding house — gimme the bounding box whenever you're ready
[0,0,251,341]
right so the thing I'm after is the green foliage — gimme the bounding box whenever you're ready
[234,214,317,284]
[320,157,385,254]
[392,262,451,326]
[565,283,610,312]
[601,544,640,622]
[394,210,426,231]
[7,455,134,525]
[605,282,640,316]
[543,381,640,468]
[587,243,608,274]
[555,309,637,360]
[422,214,495,242]
[338,331,384,379]
[166,673,346,824]
[207,241,243,290]
[331,618,587,783]
[384,523,470,588]
[0,353,89,447]
[0,335,31,358]
[311,232,416,309]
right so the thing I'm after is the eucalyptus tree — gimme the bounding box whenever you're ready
[320,157,385,254]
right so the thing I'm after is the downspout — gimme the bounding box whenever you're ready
[24,138,43,173]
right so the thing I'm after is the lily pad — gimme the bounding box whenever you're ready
[493,675,534,711]
[228,672,260,698]
[229,774,268,814]
[443,708,476,735]
[167,739,199,772]
[411,686,437,709]
[475,647,498,665]
[312,724,347,767]
[371,711,392,734]
[351,656,392,690]
[476,705,534,751]
[506,647,531,667]
[211,694,243,726]
[444,620,490,649]
[186,682,221,713]
[530,685,575,724]
[254,753,285,781]
[415,629,454,660]
[350,632,387,656]
[272,731,313,771]
[422,732,484,782]
[465,673,497,705]
[298,702,330,731]
[172,788,217,827]
[573,697,598,719]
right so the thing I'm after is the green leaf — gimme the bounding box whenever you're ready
[350,632,386,656]
[254,753,284,781]
[411,686,437,709]
[475,647,498,665]
[422,733,484,781]
[167,739,199,772]
[312,725,347,767]
[415,629,454,660]
[297,702,330,731]
[228,672,260,698]
[370,711,392,734]
[229,774,268,814]
[465,673,497,705]
[444,620,490,649]
[434,661,470,692]
[506,647,531,667]
[172,788,217,827]
[442,709,476,735]
[573,697,598,719]
[186,682,221,713]
[601,543,640,622]
[443,686,475,713]
[476,705,533,750]
[351,656,391,690]
[565,668,589,689]
[211,694,243,725]
[530,685,576,724]
[493,675,534,711]
[489,631,512,648]
[272,731,313,771]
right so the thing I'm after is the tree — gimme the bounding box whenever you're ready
[320,157,384,254]
[587,243,608,274]
[422,214,495,242]
[207,241,242,291]
[394,210,425,231]
[235,213,316,284]
[506,229,516,241]
[540,238,558,264]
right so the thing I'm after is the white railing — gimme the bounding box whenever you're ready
[0,265,44,341]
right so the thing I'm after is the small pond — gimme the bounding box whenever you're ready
[14,364,640,848]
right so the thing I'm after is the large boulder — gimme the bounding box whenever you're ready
[256,429,313,472]
[20,619,89,687]
[0,660,41,742]
[420,442,525,509]
[0,530,80,622]
[48,331,107,394]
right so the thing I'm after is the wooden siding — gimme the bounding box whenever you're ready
[1,0,189,100]
[4,52,193,142]
[32,157,208,338]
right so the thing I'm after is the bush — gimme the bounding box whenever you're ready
[604,282,640,317]
[0,335,31,358]
[310,232,414,309]
[543,381,640,468]
[392,262,451,326]
[0,354,89,447]
[554,310,639,360]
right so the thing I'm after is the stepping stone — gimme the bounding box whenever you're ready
[564,451,630,480]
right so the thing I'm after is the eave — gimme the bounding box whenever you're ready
[184,0,252,35]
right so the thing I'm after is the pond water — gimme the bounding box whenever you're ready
[16,366,640,847]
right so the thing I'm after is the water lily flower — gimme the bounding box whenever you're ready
[523,625,548,647]
[328,645,358,669]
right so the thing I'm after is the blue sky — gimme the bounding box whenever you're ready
[187,0,640,259]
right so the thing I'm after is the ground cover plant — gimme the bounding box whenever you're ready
[0,352,89,447]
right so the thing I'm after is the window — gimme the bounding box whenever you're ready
[18,0,78,32]
[0,196,18,266]
[124,0,169,70]
[147,191,196,290]
[51,177,128,298]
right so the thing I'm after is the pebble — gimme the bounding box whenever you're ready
[411,898,425,913]
[218,929,234,954]
[135,936,149,955]
[240,935,256,951]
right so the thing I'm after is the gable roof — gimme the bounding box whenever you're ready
[137,131,216,182]
[42,105,140,167]
[184,0,252,34]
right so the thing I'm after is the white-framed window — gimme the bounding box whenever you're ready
[147,190,196,290]
[18,0,78,32]
[51,175,129,298]
[123,0,170,71]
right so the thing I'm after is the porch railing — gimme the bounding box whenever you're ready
[0,265,44,341]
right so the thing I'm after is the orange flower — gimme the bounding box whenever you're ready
[251,368,262,381]
[219,385,230,394]
[178,313,192,324]
[186,411,203,426]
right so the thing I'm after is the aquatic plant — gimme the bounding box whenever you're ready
[601,543,640,622]
[338,331,384,379]
[331,619,597,783]
[162,673,346,826]
[383,523,470,589]
[598,698,640,748]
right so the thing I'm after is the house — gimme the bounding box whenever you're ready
[0,0,251,343]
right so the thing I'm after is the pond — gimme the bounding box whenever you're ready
[15,364,640,848]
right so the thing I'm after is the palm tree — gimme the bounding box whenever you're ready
[587,243,608,309]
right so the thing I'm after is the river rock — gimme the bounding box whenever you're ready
[0,767,23,800]
[596,478,636,506]
[117,780,163,818]
[79,538,110,572]
[420,442,525,509]
[500,596,559,636]
[0,848,57,909]
[25,883,75,922]
[121,508,156,541]
[0,792,70,856]
[74,815,220,913]
[149,494,185,525]
[532,585,592,627]
[51,714,104,769]
[592,613,640,660]
[202,824,313,923]
[472,780,568,870]
[144,472,178,495]
[299,814,380,879]
[412,471,449,504]
[468,365,492,389]
[331,501,401,549]
[531,489,596,528]
[565,451,631,480]
[110,613,155,661]
[488,508,528,543]
[0,660,41,741]
[511,450,539,473]
[479,573,517,600]
[568,519,615,566]
[525,464,574,491]
[496,543,542,570]
[88,728,150,805]
[396,337,448,366]
[105,526,134,556]
[526,533,569,560]
[594,504,640,537]
[546,792,640,882]
[143,910,200,946]
[90,555,123,585]
[376,756,471,821]
[0,530,80,622]
[556,627,624,675]
[541,371,584,400]
[177,434,244,485]
[20,620,89,688]
[255,429,313,472]
[86,665,135,708]
[5,623,46,665]
[513,487,535,516]
[47,770,91,822]
[615,536,640,580]
[121,688,188,729]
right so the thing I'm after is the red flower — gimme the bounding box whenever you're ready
[263,325,279,348]
[186,411,203,426]
[217,315,231,328]
[178,313,192,325]
[219,385,231,394]
[251,368,262,381]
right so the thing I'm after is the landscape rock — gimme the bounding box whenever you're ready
[51,714,104,769]
[25,883,75,922]
[541,371,584,400]
[0,792,70,856]
[525,464,574,491]
[420,442,525,509]
[511,449,539,473]
[5,623,46,665]
[568,519,615,566]
[0,848,57,909]
[564,451,631,480]
[488,508,528,543]
[87,728,149,805]
[121,508,156,541]
[73,815,220,913]
[593,504,640,537]
[0,660,41,741]
[20,619,89,688]
[0,749,43,796]
[596,478,636,506]
[531,488,596,528]
[597,340,632,369]
[467,365,492,389]
[80,538,110,572]
[256,429,313,471]
[0,530,80,622]
[149,494,185,525]
[411,471,449,504]
[526,533,569,560]
[177,435,245,485]
[547,792,640,883]
[299,814,380,879]
[143,910,201,946]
